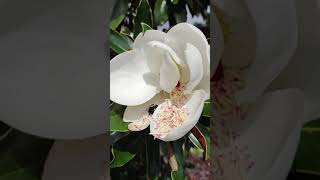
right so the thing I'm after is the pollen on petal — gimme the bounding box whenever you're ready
[128,114,151,131]
[151,100,189,139]
[170,82,188,107]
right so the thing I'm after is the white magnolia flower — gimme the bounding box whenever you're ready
[1,0,319,180]
[213,0,320,180]
[110,23,210,141]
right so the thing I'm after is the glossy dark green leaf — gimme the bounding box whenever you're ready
[145,133,160,179]
[173,5,187,24]
[189,126,209,160]
[141,23,153,33]
[110,131,131,145]
[202,100,210,117]
[0,130,52,180]
[188,133,202,150]
[294,120,320,176]
[110,0,129,30]
[198,124,211,158]
[110,132,143,169]
[120,26,133,38]
[111,15,126,30]
[110,29,131,54]
[171,0,179,5]
[134,0,153,38]
[110,146,136,168]
[170,140,185,180]
[154,0,169,25]
[110,110,129,132]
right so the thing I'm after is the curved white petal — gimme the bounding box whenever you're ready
[160,53,180,93]
[184,43,204,94]
[0,0,108,139]
[123,93,166,122]
[237,0,298,103]
[151,90,207,141]
[262,122,301,180]
[147,41,184,65]
[195,75,210,100]
[236,89,304,180]
[133,30,168,50]
[142,41,183,76]
[110,50,159,106]
[268,1,320,122]
[268,50,320,123]
[42,135,107,180]
[211,10,224,77]
[167,23,210,77]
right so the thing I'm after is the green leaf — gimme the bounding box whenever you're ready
[110,146,136,168]
[134,0,153,38]
[154,0,169,25]
[110,15,126,30]
[110,103,129,132]
[141,22,153,33]
[0,130,52,180]
[174,10,187,24]
[110,29,131,54]
[110,131,131,145]
[110,0,129,30]
[120,26,133,38]
[294,120,320,176]
[173,2,187,24]
[202,100,210,117]
[197,124,211,158]
[171,0,179,5]
[110,110,129,132]
[188,133,202,150]
[110,132,143,169]
[170,140,185,180]
[189,126,209,160]
[145,133,160,179]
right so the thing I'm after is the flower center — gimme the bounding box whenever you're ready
[151,82,189,139]
[128,114,151,131]
[170,81,188,107]
[151,100,189,139]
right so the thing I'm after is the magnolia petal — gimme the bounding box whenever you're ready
[267,1,320,122]
[133,30,168,50]
[195,75,210,100]
[147,41,184,65]
[184,43,204,94]
[237,0,298,103]
[123,93,166,123]
[236,89,304,180]
[142,41,183,77]
[151,90,207,141]
[42,135,107,180]
[167,23,210,77]
[160,53,180,92]
[262,122,300,180]
[0,0,108,139]
[268,50,320,122]
[110,50,159,106]
[128,118,151,131]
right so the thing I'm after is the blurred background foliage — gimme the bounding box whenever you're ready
[110,0,210,58]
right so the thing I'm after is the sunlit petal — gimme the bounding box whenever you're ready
[110,50,159,106]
